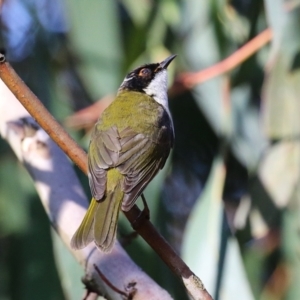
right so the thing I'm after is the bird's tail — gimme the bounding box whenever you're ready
[94,184,123,252]
[71,179,123,252]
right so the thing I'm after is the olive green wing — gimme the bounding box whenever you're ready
[88,125,121,200]
[117,125,173,211]
[88,121,173,210]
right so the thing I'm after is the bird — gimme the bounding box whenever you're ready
[71,54,176,252]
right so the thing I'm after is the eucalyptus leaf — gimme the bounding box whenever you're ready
[262,52,300,138]
[182,157,225,294]
[65,0,123,99]
[121,0,151,26]
[282,184,300,300]
[264,0,287,59]
[180,0,228,134]
[221,238,255,300]
[182,156,254,299]
[259,141,300,208]
[51,231,85,300]
[231,85,268,169]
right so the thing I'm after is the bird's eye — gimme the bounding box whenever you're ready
[139,68,151,77]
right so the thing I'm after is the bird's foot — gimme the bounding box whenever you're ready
[131,193,150,230]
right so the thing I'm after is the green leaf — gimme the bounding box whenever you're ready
[282,186,300,300]
[0,157,30,236]
[65,0,123,99]
[180,0,228,134]
[182,157,225,293]
[51,231,85,300]
[221,238,255,300]
[259,141,300,208]
[264,0,287,58]
[121,0,151,26]
[182,157,254,299]
[262,5,300,139]
[231,85,268,169]
[262,52,300,138]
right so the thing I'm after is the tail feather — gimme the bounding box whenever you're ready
[70,198,98,250]
[71,168,124,252]
[94,184,123,252]
[71,186,123,252]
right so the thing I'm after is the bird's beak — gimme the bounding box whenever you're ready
[159,54,177,70]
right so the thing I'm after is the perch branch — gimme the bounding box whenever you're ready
[172,28,272,94]
[0,55,87,173]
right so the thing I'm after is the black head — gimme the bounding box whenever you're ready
[119,54,176,93]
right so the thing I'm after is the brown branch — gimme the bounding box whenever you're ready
[172,28,272,94]
[65,95,113,130]
[0,56,87,173]
[126,205,192,277]
[0,54,213,300]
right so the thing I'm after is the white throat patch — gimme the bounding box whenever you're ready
[143,69,174,134]
[143,70,169,111]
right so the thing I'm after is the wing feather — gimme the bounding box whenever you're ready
[88,128,119,200]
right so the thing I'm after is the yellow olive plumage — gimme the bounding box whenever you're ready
[71,55,176,252]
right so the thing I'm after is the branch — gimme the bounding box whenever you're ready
[171,28,272,94]
[0,54,213,300]
[0,55,87,173]
[65,95,114,130]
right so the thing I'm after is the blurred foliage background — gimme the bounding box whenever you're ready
[1,0,300,299]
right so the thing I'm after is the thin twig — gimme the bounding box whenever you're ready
[172,28,272,93]
[93,264,128,298]
[0,57,213,300]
